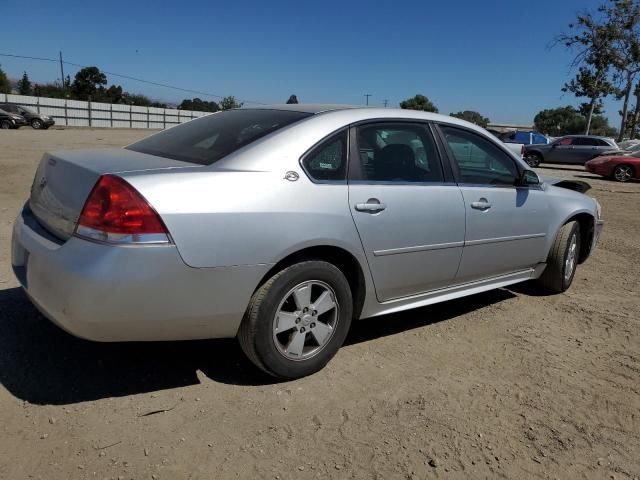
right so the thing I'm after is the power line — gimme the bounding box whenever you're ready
[0,52,267,105]
[364,93,372,105]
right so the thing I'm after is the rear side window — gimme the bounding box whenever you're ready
[354,123,444,183]
[302,130,347,181]
[574,137,598,146]
[558,137,573,145]
[126,109,312,165]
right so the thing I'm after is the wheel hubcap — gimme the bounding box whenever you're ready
[272,280,339,361]
[615,166,632,181]
[564,234,578,282]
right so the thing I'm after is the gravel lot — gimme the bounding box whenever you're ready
[0,128,638,480]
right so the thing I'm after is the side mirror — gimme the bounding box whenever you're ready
[520,169,540,186]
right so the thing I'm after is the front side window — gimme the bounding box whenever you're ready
[302,130,347,181]
[440,125,518,186]
[126,109,312,165]
[354,123,444,182]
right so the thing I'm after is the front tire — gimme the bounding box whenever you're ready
[536,221,581,293]
[0,120,11,129]
[613,164,634,182]
[31,119,43,129]
[238,261,353,379]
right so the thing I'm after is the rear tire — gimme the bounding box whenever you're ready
[536,221,580,293]
[0,120,11,129]
[238,261,353,379]
[525,153,542,168]
[613,164,634,182]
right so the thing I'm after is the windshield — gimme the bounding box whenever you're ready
[126,109,312,165]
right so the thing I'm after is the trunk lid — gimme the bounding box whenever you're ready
[29,148,198,240]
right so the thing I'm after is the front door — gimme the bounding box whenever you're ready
[438,124,550,283]
[348,122,466,301]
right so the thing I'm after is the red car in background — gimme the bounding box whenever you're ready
[585,153,640,182]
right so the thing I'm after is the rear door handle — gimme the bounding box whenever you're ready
[355,199,386,213]
[470,199,492,211]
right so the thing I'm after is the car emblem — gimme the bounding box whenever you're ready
[284,171,299,182]
[39,177,47,189]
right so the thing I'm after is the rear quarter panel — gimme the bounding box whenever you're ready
[123,169,368,270]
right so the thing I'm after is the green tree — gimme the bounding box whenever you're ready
[450,110,490,128]
[178,97,220,112]
[534,106,586,135]
[558,5,618,135]
[563,66,617,134]
[399,94,438,113]
[220,95,243,110]
[33,82,66,98]
[17,71,32,95]
[604,0,640,141]
[534,105,617,137]
[71,66,107,99]
[0,66,10,94]
[286,94,299,104]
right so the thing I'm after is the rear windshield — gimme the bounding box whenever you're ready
[126,109,312,165]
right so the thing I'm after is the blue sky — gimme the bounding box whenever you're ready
[0,0,617,124]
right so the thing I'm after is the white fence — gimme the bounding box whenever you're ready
[0,93,210,129]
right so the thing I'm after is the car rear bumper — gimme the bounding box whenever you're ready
[11,205,270,342]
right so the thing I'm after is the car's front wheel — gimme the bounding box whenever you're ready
[613,164,634,182]
[238,260,353,379]
[536,221,581,293]
[31,119,43,129]
[0,120,12,129]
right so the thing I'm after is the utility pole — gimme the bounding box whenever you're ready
[383,99,388,108]
[59,51,65,89]
[364,94,372,106]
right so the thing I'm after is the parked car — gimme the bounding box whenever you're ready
[12,105,603,379]
[593,141,640,158]
[0,103,55,129]
[0,108,27,129]
[585,152,640,182]
[500,130,550,145]
[524,135,619,167]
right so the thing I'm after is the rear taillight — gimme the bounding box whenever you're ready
[521,145,525,155]
[74,175,171,244]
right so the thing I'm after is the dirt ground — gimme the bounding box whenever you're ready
[0,128,638,480]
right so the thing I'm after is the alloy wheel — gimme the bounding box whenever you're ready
[272,280,339,361]
[614,165,633,182]
[564,233,578,282]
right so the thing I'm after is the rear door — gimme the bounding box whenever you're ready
[572,137,602,164]
[437,124,550,283]
[348,121,466,301]
[547,137,576,163]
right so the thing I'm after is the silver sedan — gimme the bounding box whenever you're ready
[12,105,603,378]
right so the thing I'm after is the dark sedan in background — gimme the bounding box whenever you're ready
[0,108,28,129]
[524,135,619,167]
[0,103,55,129]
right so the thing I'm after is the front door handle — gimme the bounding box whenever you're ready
[355,198,386,213]
[470,199,492,211]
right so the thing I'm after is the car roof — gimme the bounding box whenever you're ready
[563,134,612,140]
[242,104,484,130]
[245,104,360,114]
